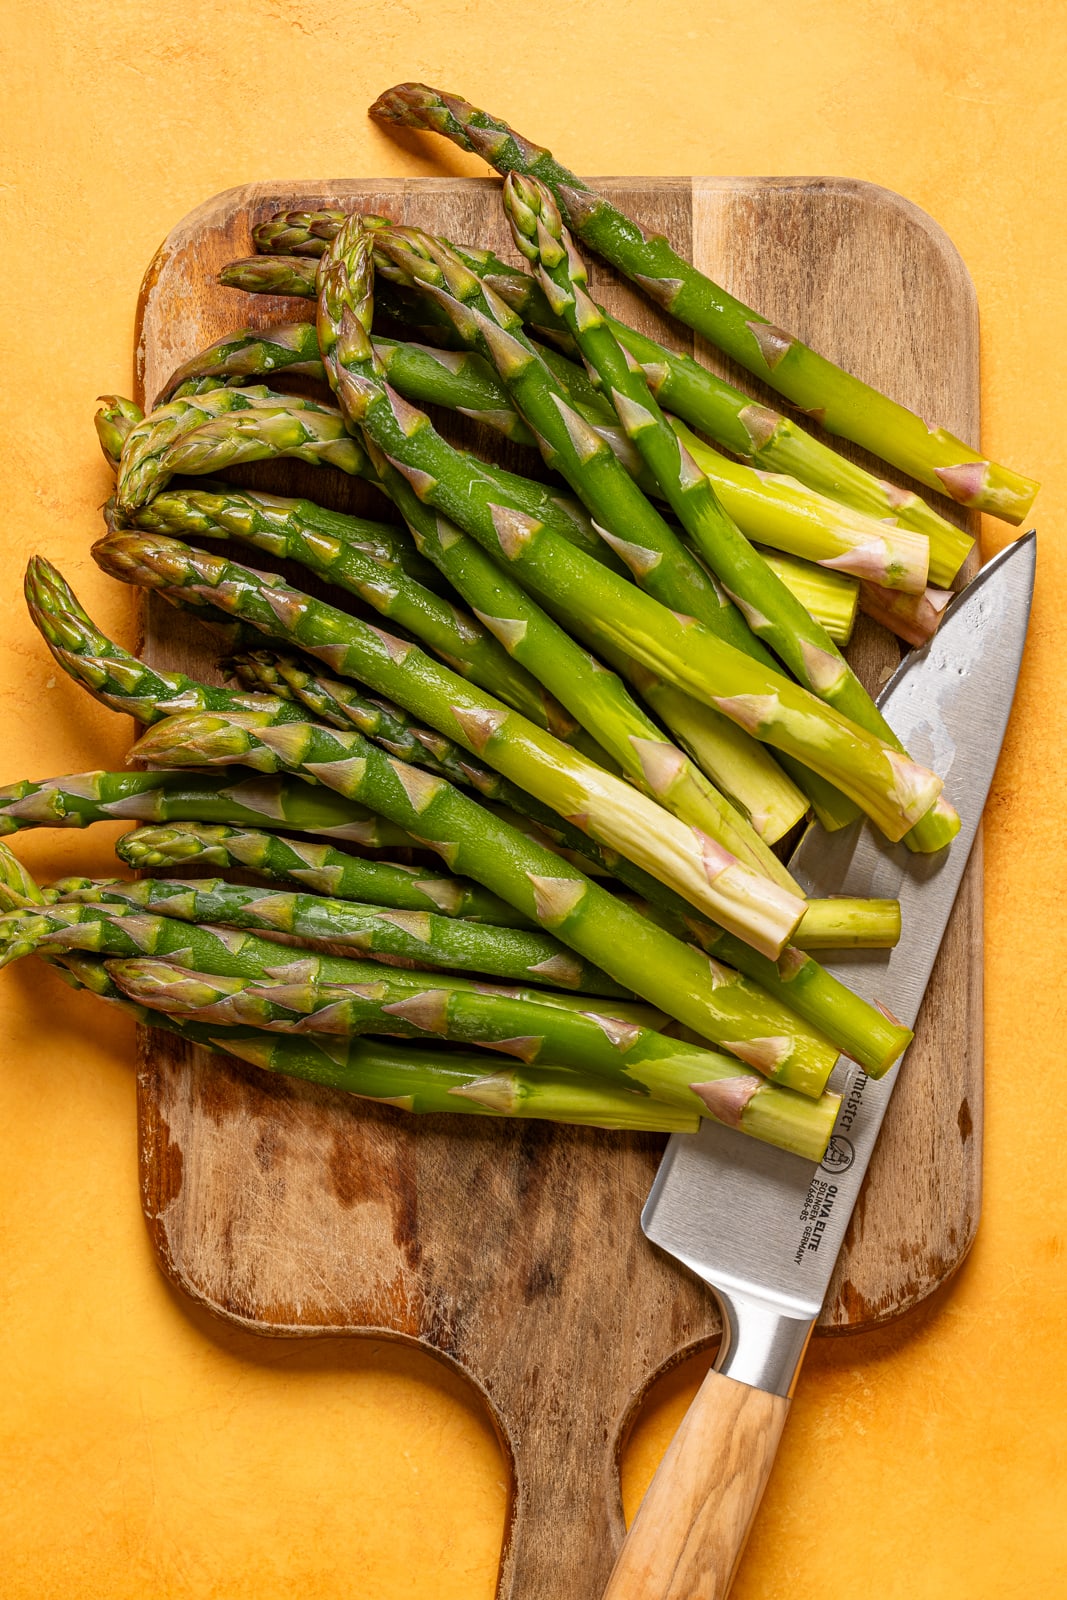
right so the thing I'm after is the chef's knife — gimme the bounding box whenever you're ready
[601,531,1036,1600]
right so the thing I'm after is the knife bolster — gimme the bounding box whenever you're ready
[714,1288,815,1397]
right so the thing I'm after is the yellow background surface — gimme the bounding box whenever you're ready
[2,1,1064,1594]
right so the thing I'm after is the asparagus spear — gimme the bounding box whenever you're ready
[126,484,594,747]
[1,858,837,1094]
[381,217,930,598]
[25,555,328,728]
[782,897,901,950]
[599,321,976,581]
[282,224,799,836]
[29,827,908,1075]
[0,768,418,848]
[369,83,1039,524]
[51,948,701,1132]
[28,557,587,852]
[98,529,809,959]
[220,254,322,298]
[366,440,808,843]
[234,656,884,945]
[49,875,628,995]
[157,320,534,446]
[114,385,367,513]
[167,312,932,616]
[668,420,930,594]
[238,212,978,579]
[95,395,145,468]
[756,550,858,645]
[370,223,860,832]
[357,449,802,878]
[115,820,533,926]
[104,954,840,1156]
[113,373,615,576]
[1,899,658,1027]
[131,477,790,819]
[501,178,958,853]
[317,217,944,844]
[126,704,913,1084]
[27,562,630,894]
[228,647,708,877]
[229,645,784,887]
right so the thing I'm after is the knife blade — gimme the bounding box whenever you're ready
[601,531,1036,1600]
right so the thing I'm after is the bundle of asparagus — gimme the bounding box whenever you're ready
[2,87,1036,1160]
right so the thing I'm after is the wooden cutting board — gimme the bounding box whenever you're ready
[134,175,981,1599]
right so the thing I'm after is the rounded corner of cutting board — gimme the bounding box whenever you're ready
[820,1198,982,1336]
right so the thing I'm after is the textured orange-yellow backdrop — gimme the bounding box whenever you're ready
[2,1,1064,1595]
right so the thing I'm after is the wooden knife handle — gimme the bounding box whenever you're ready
[600,1369,790,1600]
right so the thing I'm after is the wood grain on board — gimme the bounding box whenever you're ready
[134,176,981,1600]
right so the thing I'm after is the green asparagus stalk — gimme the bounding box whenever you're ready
[369,83,1038,524]
[0,768,418,848]
[130,484,591,742]
[0,899,657,1024]
[157,320,538,447]
[756,550,858,645]
[503,177,931,595]
[109,818,903,1072]
[220,254,322,298]
[360,451,802,880]
[669,420,930,593]
[370,223,858,832]
[50,950,700,1132]
[317,218,944,844]
[49,875,628,995]
[237,208,976,583]
[29,556,594,856]
[113,376,610,572]
[226,648,698,881]
[599,321,977,580]
[253,209,376,255]
[126,484,594,747]
[126,703,845,1089]
[106,954,839,1157]
[292,225,806,835]
[37,819,904,1076]
[0,841,47,908]
[116,818,527,919]
[231,653,824,911]
[2,846,837,1093]
[783,897,901,950]
[114,385,367,513]
[226,647,646,854]
[24,554,327,728]
[501,179,957,853]
[156,321,326,405]
[98,530,810,960]
[224,659,899,955]
[115,820,533,926]
[372,224,798,646]
[370,441,807,842]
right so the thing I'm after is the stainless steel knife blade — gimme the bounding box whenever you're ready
[601,532,1036,1600]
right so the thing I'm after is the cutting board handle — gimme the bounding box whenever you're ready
[599,1368,790,1600]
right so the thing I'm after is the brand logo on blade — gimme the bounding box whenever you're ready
[820,1135,855,1174]
[792,1070,868,1266]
